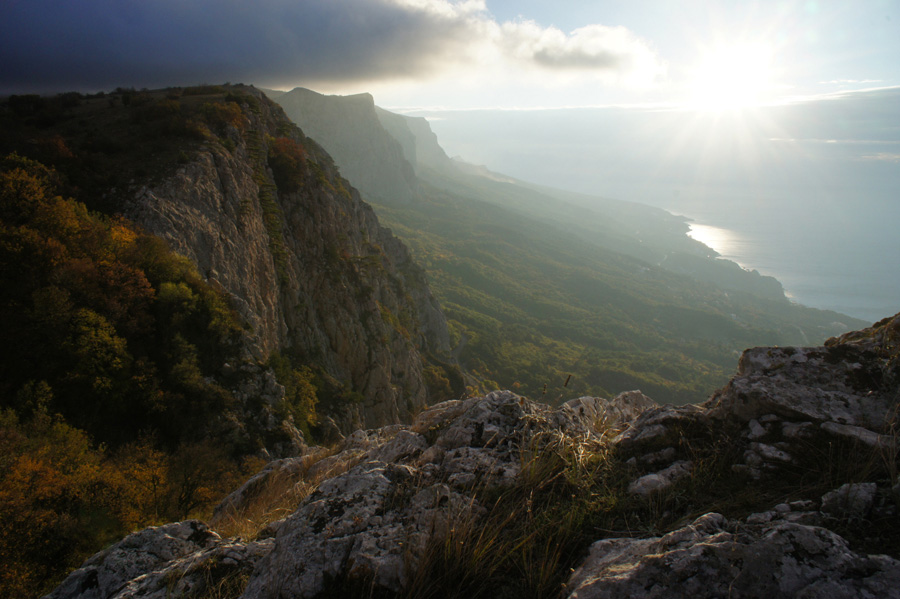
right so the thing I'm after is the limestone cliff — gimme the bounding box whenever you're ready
[47,313,900,598]
[126,87,450,430]
[375,106,457,175]
[270,87,419,204]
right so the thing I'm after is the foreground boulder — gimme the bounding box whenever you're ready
[568,511,900,599]
[47,315,900,598]
[46,390,654,598]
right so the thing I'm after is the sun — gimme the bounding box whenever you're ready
[686,42,775,111]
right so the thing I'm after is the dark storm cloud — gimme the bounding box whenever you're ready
[0,0,476,93]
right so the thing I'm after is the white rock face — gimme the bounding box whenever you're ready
[566,512,900,599]
[705,314,900,434]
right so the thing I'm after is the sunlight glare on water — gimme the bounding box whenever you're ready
[687,223,739,257]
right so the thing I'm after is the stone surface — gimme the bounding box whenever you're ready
[705,314,900,434]
[627,460,692,496]
[566,512,900,599]
[821,483,878,519]
[44,521,228,599]
[556,391,657,437]
[241,390,619,597]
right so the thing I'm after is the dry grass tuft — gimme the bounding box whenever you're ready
[211,444,364,541]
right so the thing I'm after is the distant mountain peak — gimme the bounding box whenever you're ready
[268,87,418,204]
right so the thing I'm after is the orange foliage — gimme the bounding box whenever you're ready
[0,154,254,597]
[268,137,308,191]
[202,101,245,132]
[0,410,112,597]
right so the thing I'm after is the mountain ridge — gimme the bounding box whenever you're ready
[0,84,458,434]
[268,86,793,304]
[271,87,419,205]
[0,85,466,595]
[268,86,866,405]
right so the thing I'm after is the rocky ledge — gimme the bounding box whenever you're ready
[47,314,900,598]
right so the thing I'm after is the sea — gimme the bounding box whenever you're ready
[679,195,900,324]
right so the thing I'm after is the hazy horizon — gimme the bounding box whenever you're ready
[405,87,900,321]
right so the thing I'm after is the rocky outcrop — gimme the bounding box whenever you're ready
[44,521,272,599]
[706,312,900,431]
[127,87,451,430]
[270,87,419,204]
[46,390,644,598]
[567,511,900,599]
[47,315,900,598]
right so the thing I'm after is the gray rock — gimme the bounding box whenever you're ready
[109,538,273,599]
[627,460,692,496]
[705,341,897,432]
[820,421,893,448]
[566,512,900,599]
[613,403,705,447]
[782,421,815,438]
[44,521,221,599]
[554,391,657,437]
[821,482,878,519]
[746,418,767,439]
[633,446,677,466]
[749,441,793,463]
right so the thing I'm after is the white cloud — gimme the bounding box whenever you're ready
[496,21,664,85]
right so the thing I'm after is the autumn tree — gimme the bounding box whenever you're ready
[268,137,308,192]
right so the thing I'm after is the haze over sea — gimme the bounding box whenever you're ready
[681,194,900,323]
[412,87,900,323]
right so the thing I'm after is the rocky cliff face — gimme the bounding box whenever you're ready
[47,313,900,598]
[271,88,419,204]
[375,107,456,175]
[126,87,450,431]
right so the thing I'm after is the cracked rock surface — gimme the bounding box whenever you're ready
[567,512,900,599]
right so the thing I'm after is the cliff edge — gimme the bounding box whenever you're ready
[46,313,900,598]
[124,87,452,431]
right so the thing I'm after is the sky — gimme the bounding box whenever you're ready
[2,0,899,109]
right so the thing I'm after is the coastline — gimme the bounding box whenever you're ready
[684,217,892,323]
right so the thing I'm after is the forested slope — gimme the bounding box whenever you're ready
[0,85,458,597]
[272,87,865,405]
[372,180,864,404]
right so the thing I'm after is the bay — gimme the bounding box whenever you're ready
[681,196,900,323]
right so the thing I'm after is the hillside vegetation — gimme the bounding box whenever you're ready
[270,87,865,406]
[0,84,466,597]
[372,179,863,404]
[0,152,264,596]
